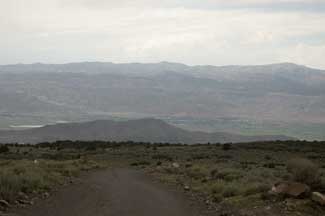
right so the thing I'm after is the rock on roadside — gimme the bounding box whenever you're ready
[172,162,180,168]
[184,185,190,191]
[312,192,325,205]
[271,182,310,198]
[0,200,10,210]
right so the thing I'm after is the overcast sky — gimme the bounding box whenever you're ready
[1,0,325,69]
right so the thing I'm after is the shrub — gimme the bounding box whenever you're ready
[152,154,173,161]
[186,165,208,180]
[138,161,151,166]
[0,145,9,154]
[210,167,219,179]
[222,184,240,198]
[191,154,210,160]
[130,161,150,167]
[243,183,270,196]
[0,159,103,202]
[287,158,320,187]
[85,146,97,151]
[213,169,243,182]
[222,144,232,151]
[212,194,223,202]
[263,163,276,169]
[210,181,226,194]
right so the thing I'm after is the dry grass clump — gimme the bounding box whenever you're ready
[185,165,209,180]
[206,181,243,199]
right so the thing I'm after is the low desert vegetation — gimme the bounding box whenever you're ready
[122,141,325,215]
[0,144,107,205]
[1,140,325,215]
[0,159,101,202]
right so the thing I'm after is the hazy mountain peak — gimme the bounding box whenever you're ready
[270,62,302,67]
[1,61,321,72]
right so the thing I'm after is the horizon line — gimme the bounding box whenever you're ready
[0,61,324,71]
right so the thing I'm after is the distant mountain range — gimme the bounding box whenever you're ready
[0,62,324,140]
[0,119,292,144]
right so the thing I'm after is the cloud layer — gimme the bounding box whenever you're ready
[1,0,325,69]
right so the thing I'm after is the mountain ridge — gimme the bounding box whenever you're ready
[1,62,324,73]
[1,61,325,140]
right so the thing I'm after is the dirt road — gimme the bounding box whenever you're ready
[12,168,210,216]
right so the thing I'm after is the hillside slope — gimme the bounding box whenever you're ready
[0,62,324,123]
[0,119,292,144]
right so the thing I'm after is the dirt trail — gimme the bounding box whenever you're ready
[12,168,210,216]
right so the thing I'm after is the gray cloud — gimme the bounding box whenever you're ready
[0,0,325,69]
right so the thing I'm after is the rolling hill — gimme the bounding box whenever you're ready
[0,119,292,144]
